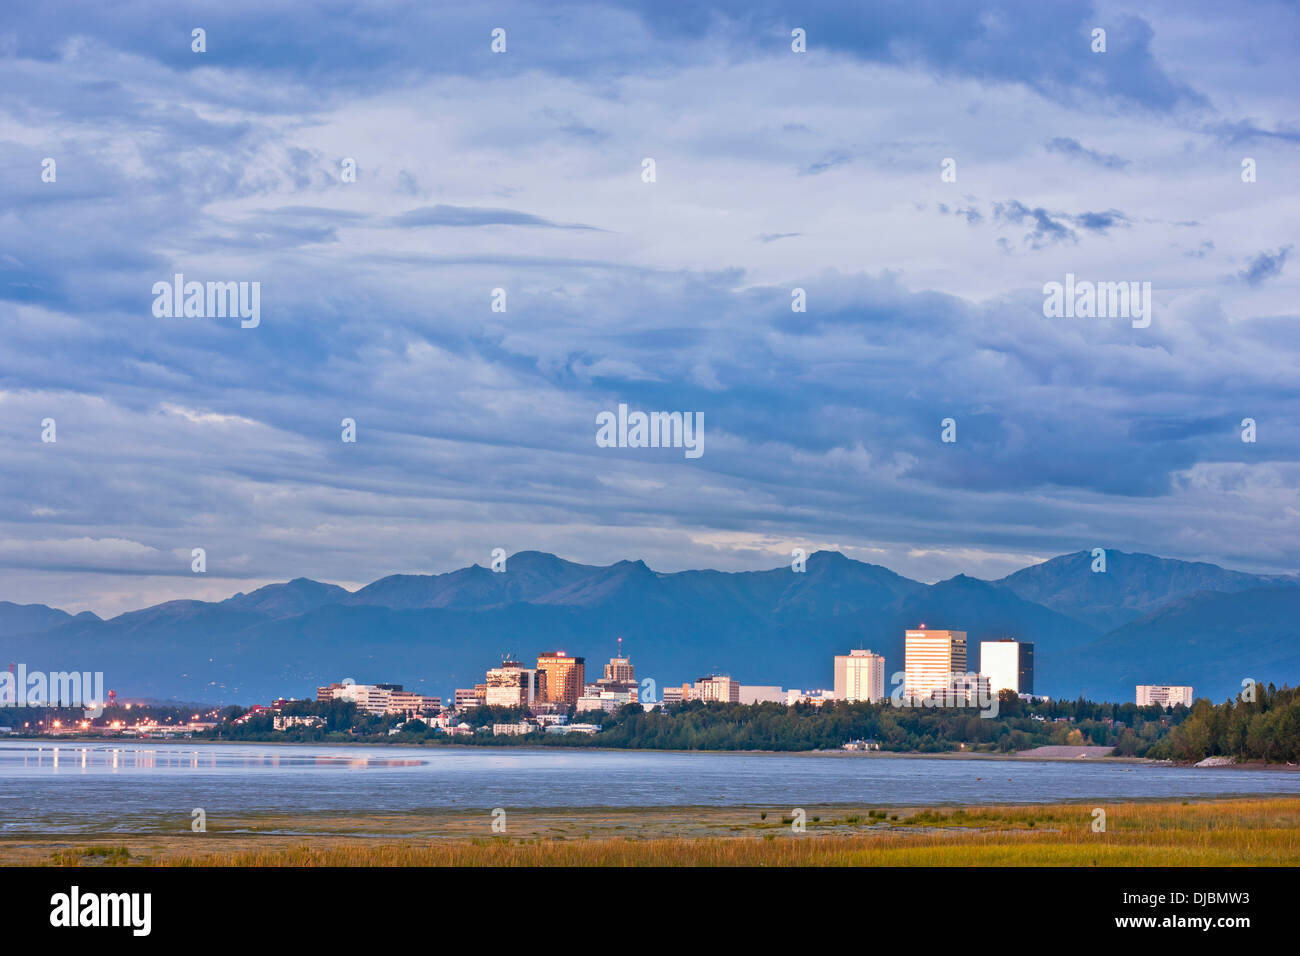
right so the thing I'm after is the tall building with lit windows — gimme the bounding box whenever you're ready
[485,659,545,709]
[536,652,585,706]
[834,649,886,703]
[904,627,967,701]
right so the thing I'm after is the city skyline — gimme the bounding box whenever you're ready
[17,633,1184,719]
[2,544,1288,705]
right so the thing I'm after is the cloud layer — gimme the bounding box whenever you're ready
[0,0,1297,614]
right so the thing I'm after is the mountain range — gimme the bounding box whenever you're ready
[1,550,1296,706]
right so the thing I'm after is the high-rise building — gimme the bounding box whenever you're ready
[694,675,740,703]
[602,638,635,683]
[485,659,545,709]
[979,639,1034,696]
[1136,685,1194,708]
[603,656,634,681]
[834,649,886,703]
[536,652,585,706]
[596,639,638,701]
[904,627,967,701]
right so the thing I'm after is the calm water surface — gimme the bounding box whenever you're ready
[1,741,1296,832]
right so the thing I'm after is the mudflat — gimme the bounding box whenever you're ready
[7,796,1298,867]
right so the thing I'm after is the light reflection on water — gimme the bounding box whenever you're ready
[7,746,425,772]
[1,740,1296,833]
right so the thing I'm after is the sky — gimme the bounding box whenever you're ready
[0,0,1297,616]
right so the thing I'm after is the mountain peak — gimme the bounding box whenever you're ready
[997,549,1295,632]
[223,578,349,617]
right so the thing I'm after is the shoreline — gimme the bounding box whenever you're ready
[5,735,1298,769]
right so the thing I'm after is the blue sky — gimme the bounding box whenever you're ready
[1,0,1297,614]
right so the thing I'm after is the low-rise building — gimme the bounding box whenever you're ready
[492,722,537,736]
[316,683,345,702]
[738,685,785,705]
[786,688,836,706]
[1137,684,1194,708]
[273,714,325,731]
[453,688,481,709]
[694,675,740,703]
[544,723,601,735]
[575,689,634,713]
[842,738,881,751]
[232,705,272,725]
[331,683,397,715]
[386,691,441,716]
[943,672,992,706]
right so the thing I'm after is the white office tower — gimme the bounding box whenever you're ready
[834,649,886,703]
[980,639,1035,696]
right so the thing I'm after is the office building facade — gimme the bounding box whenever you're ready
[904,628,967,701]
[1136,685,1194,708]
[979,639,1035,696]
[834,649,886,703]
[537,652,585,706]
[694,674,740,703]
[485,660,545,709]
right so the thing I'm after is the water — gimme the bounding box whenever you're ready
[1,741,1296,833]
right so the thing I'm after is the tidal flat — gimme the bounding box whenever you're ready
[9,797,1299,867]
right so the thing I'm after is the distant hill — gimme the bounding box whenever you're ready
[0,601,98,639]
[996,549,1295,631]
[0,550,1295,705]
[1055,586,1300,703]
[344,551,600,609]
[224,578,350,617]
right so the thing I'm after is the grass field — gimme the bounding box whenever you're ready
[9,797,1299,866]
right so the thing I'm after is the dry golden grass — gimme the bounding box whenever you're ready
[18,797,1299,867]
